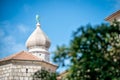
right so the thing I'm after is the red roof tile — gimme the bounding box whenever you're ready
[105,10,120,21]
[0,51,41,61]
[0,51,57,67]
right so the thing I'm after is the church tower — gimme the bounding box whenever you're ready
[0,15,57,80]
[26,15,50,62]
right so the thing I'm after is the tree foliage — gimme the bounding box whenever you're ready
[53,22,120,80]
[32,69,57,80]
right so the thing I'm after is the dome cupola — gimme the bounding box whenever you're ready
[25,15,50,62]
[26,15,51,50]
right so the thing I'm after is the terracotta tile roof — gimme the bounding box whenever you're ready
[105,10,120,21]
[0,51,57,67]
[0,51,41,61]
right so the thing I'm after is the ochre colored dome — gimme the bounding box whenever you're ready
[26,23,51,49]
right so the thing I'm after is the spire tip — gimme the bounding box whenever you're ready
[36,14,40,23]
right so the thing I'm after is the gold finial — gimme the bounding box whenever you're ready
[36,14,40,23]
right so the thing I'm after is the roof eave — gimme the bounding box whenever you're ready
[0,58,58,68]
[105,10,120,21]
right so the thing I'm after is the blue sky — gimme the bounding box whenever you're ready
[0,0,120,72]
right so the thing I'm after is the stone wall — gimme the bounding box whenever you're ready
[0,63,13,80]
[0,60,57,80]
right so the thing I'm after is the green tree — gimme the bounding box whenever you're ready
[32,69,57,80]
[53,22,120,80]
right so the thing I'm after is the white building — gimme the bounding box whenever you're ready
[0,15,57,80]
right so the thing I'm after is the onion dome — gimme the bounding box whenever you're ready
[26,15,51,50]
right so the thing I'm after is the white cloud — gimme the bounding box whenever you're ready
[4,36,15,44]
[0,35,26,58]
[17,24,29,33]
[0,22,27,59]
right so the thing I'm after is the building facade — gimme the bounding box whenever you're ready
[0,15,57,80]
